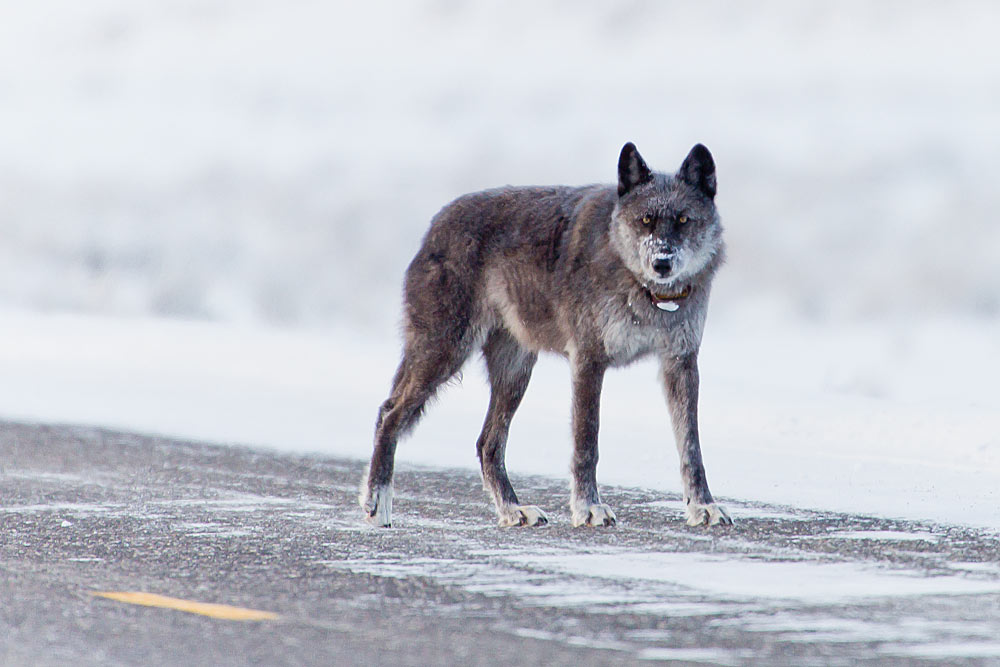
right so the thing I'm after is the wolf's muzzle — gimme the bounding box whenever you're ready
[652,256,672,277]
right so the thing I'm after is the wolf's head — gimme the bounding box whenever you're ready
[610,143,724,301]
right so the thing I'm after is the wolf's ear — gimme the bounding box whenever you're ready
[618,142,652,197]
[678,144,716,198]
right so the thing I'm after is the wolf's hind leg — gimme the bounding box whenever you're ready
[477,330,545,527]
[360,342,470,527]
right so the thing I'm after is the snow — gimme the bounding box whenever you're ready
[809,530,940,543]
[885,643,1000,659]
[324,543,1000,652]
[636,647,743,665]
[504,551,1000,602]
[0,308,997,532]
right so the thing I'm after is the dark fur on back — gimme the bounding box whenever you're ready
[361,143,732,529]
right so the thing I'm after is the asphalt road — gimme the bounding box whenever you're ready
[2,421,1000,666]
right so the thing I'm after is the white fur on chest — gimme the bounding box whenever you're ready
[600,300,705,366]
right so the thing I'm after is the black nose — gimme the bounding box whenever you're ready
[652,257,672,276]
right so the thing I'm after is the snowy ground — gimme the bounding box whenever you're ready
[1,307,997,532]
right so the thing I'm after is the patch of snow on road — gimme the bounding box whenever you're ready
[815,530,940,543]
[506,551,1000,603]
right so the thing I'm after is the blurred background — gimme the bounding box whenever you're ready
[2,0,998,333]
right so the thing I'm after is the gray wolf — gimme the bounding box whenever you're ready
[360,142,731,528]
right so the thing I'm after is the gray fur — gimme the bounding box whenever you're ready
[360,142,732,528]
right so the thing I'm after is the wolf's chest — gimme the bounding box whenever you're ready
[599,298,705,366]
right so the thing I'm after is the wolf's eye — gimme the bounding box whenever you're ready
[641,215,653,226]
[678,215,688,224]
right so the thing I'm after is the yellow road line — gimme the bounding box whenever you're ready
[92,591,279,621]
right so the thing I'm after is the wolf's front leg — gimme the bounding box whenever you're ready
[660,353,732,527]
[569,355,616,527]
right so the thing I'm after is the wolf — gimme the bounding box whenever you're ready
[360,142,731,528]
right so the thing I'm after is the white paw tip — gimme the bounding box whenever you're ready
[686,502,733,527]
[499,505,548,528]
[360,484,393,528]
[573,504,617,527]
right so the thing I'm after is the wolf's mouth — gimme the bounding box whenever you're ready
[647,285,691,312]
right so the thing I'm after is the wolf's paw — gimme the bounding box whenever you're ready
[686,501,732,527]
[498,505,548,527]
[359,484,393,528]
[572,503,617,527]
